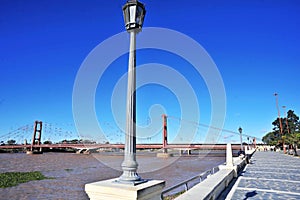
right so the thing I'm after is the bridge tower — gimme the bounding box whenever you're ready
[27,120,43,154]
[162,114,168,153]
[157,114,173,157]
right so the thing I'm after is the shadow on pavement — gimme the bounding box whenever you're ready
[243,190,257,200]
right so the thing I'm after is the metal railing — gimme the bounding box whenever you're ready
[161,166,220,199]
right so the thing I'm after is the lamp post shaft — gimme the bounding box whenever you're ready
[239,130,243,151]
[274,93,286,153]
[283,106,290,134]
[120,30,141,182]
[275,94,283,134]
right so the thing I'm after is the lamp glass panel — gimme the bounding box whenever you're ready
[129,6,136,24]
[123,7,129,25]
[136,6,143,25]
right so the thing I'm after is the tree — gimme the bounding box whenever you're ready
[70,139,79,144]
[82,139,96,144]
[284,110,300,155]
[286,110,300,134]
[262,131,278,146]
[7,139,16,145]
[265,110,300,155]
[43,140,52,144]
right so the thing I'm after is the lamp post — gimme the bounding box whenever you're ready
[238,127,243,151]
[247,137,250,148]
[119,0,146,184]
[274,93,285,153]
[282,106,290,134]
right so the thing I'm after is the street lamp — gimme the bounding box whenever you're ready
[247,137,250,148]
[274,93,285,153]
[119,0,146,184]
[238,127,243,151]
[282,106,290,134]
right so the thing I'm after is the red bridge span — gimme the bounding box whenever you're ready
[0,143,242,151]
[1,118,256,153]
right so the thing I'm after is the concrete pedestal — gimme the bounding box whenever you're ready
[218,143,238,177]
[26,150,43,155]
[85,178,165,200]
[156,153,173,158]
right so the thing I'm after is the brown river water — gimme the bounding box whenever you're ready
[0,151,225,200]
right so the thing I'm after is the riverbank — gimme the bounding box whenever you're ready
[0,152,225,200]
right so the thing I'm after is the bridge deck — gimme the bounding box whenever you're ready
[225,151,300,199]
[0,143,243,150]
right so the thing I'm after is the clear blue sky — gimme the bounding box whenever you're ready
[1,0,299,144]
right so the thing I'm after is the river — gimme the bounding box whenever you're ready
[0,151,225,200]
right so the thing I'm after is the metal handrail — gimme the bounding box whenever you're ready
[161,166,220,199]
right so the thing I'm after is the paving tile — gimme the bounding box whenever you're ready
[226,152,300,199]
[238,178,300,193]
[230,188,300,200]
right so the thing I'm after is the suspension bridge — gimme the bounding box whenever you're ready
[0,115,259,153]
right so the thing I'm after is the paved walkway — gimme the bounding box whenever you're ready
[225,151,300,199]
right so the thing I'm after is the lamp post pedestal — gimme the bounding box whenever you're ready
[85,178,165,200]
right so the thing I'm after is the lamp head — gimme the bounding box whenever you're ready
[122,0,146,32]
[238,127,242,133]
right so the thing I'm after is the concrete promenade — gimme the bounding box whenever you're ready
[225,151,300,199]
